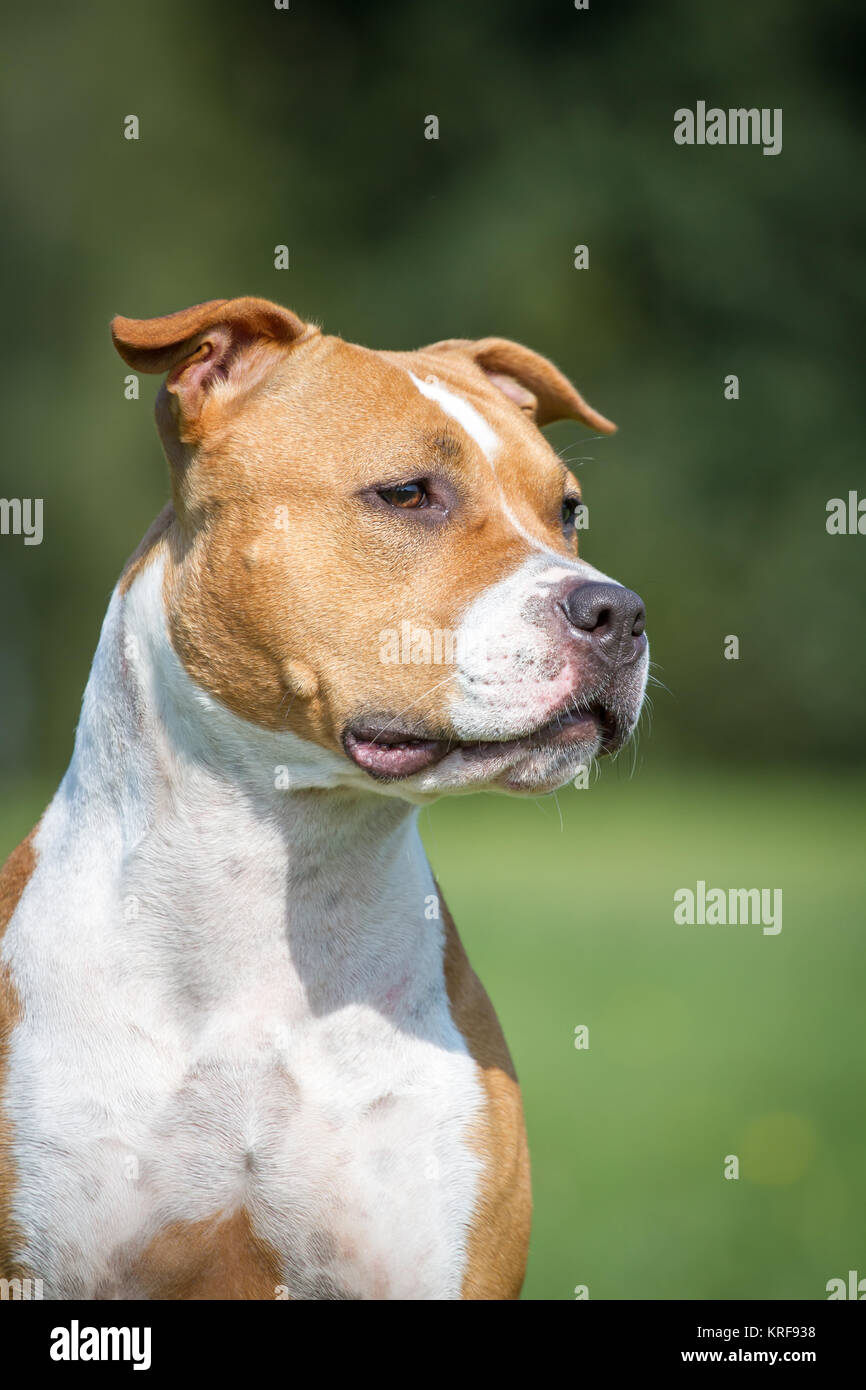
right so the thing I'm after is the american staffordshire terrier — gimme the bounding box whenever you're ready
[0,297,648,1300]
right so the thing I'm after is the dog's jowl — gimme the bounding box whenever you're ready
[0,298,648,1300]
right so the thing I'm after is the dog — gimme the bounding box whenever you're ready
[0,298,648,1300]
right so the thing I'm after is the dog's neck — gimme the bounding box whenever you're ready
[54,551,439,1015]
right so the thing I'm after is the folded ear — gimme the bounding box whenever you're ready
[111,297,312,429]
[426,335,616,433]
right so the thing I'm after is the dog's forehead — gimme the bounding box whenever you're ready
[235,334,562,491]
[380,344,559,473]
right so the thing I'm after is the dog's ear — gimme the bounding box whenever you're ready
[111,297,312,432]
[426,336,616,433]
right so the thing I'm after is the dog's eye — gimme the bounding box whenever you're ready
[378,482,428,509]
[562,496,582,531]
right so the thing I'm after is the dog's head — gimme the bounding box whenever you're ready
[112,296,648,797]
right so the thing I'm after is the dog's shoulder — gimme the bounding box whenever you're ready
[438,887,532,1299]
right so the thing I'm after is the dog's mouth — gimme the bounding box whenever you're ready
[343,701,623,781]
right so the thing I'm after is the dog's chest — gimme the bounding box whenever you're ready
[128,1012,481,1300]
[4,802,484,1300]
[10,968,482,1299]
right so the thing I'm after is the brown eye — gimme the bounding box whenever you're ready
[379,482,428,509]
[562,495,582,531]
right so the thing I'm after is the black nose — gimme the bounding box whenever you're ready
[561,581,646,663]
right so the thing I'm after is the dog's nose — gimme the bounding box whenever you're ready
[561,581,646,663]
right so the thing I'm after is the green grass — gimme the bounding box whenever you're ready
[420,763,866,1300]
[3,763,863,1300]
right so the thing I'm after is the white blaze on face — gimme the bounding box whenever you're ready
[409,369,589,563]
[409,372,500,460]
[410,370,550,556]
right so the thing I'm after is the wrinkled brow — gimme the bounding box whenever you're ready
[425,430,462,461]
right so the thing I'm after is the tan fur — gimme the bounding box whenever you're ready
[119,1209,284,1301]
[110,304,602,752]
[161,335,548,746]
[0,828,38,1280]
[440,892,531,1299]
[111,295,610,750]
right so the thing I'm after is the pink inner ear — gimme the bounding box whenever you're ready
[166,325,234,407]
[484,370,538,413]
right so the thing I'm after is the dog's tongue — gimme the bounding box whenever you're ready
[344,732,445,779]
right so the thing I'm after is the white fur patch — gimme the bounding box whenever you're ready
[409,371,500,460]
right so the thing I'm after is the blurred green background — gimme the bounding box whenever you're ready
[1,0,864,1298]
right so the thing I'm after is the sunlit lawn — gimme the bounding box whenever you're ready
[420,762,865,1300]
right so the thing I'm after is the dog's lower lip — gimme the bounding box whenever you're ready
[343,731,447,778]
[344,703,618,780]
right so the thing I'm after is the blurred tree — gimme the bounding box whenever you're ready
[0,0,863,776]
